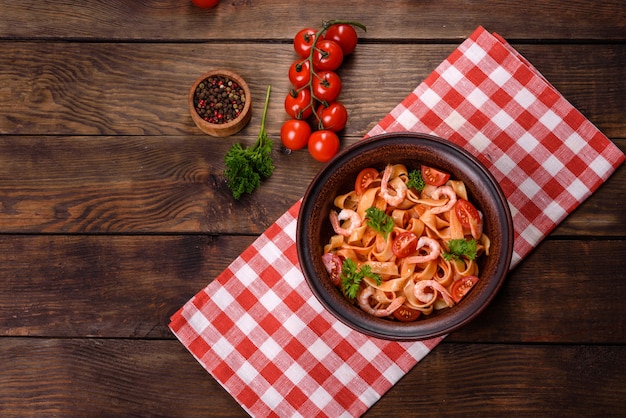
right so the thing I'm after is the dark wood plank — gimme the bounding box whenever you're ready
[368,343,626,417]
[0,43,624,138]
[0,235,255,338]
[0,135,299,234]
[1,236,623,344]
[2,338,624,416]
[0,338,248,417]
[0,135,623,235]
[1,0,624,41]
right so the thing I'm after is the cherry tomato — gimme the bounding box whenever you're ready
[392,232,419,258]
[312,39,344,71]
[312,71,342,103]
[393,305,421,322]
[293,28,322,59]
[191,0,219,8]
[288,59,312,90]
[455,199,480,230]
[355,168,379,195]
[280,119,311,150]
[316,102,348,132]
[308,130,340,162]
[451,275,480,303]
[325,24,359,55]
[284,89,313,120]
[421,165,450,186]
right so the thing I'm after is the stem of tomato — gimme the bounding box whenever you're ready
[303,20,367,130]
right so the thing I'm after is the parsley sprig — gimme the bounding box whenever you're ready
[365,207,394,239]
[340,258,381,299]
[442,238,478,261]
[224,85,274,199]
[407,168,426,191]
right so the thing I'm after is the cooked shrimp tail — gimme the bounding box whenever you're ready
[380,164,407,207]
[414,279,455,307]
[405,236,441,264]
[430,185,457,214]
[358,286,406,317]
[330,209,362,236]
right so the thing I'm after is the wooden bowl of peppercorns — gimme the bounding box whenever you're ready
[188,69,252,137]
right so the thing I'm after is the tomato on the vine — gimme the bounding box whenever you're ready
[288,60,312,90]
[312,39,344,71]
[325,24,359,55]
[392,232,419,258]
[308,130,340,162]
[284,89,313,119]
[312,71,342,103]
[293,28,322,59]
[421,165,450,186]
[316,102,348,132]
[285,21,365,161]
[191,0,219,8]
[280,119,311,150]
[355,168,379,195]
[451,275,479,303]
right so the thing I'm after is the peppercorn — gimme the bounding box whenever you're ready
[193,75,246,124]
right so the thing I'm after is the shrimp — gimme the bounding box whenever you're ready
[329,209,362,237]
[414,279,455,307]
[357,286,406,317]
[429,185,457,214]
[404,236,441,264]
[322,253,343,286]
[380,164,407,207]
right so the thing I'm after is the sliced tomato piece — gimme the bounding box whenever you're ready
[421,165,450,186]
[391,232,419,258]
[455,199,480,230]
[451,275,479,303]
[393,305,421,322]
[355,168,379,195]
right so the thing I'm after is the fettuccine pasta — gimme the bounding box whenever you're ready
[321,163,490,322]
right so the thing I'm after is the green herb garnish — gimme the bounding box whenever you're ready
[340,258,381,299]
[224,85,274,199]
[407,169,426,191]
[443,238,478,261]
[365,207,394,239]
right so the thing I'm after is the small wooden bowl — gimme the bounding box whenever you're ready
[188,69,252,137]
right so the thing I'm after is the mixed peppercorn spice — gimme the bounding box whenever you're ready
[193,75,246,124]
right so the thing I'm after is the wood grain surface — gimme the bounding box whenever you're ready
[0,1,624,416]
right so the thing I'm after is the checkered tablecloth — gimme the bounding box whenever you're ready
[170,26,624,417]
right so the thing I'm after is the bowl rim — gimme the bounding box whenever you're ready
[188,69,252,137]
[296,132,514,341]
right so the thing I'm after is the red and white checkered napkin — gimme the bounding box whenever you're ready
[170,26,624,417]
[367,27,624,267]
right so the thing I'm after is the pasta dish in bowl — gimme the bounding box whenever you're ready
[296,132,513,340]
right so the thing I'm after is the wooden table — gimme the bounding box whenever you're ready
[1,1,624,416]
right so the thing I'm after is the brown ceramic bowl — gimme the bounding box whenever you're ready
[296,132,514,341]
[188,69,252,137]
